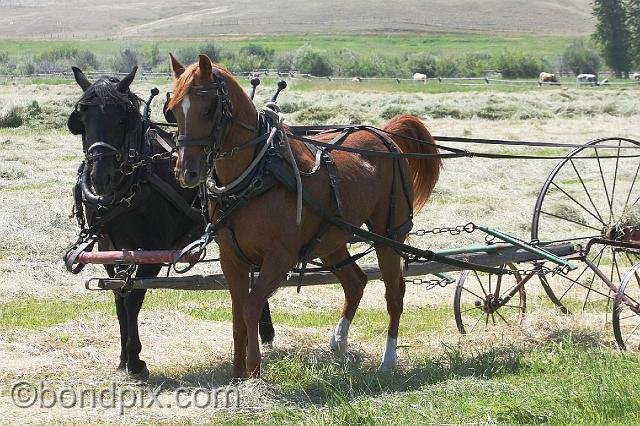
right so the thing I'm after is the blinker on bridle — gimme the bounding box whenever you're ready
[173,74,234,154]
[75,97,136,164]
[170,71,257,163]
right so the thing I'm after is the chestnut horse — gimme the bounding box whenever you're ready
[167,54,442,378]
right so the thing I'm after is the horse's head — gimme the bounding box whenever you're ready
[68,67,141,201]
[166,53,252,188]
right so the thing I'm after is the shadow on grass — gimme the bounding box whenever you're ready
[148,362,236,389]
[261,343,523,407]
[532,326,615,350]
[144,342,523,404]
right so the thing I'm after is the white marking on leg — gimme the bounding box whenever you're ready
[329,317,350,355]
[379,336,398,371]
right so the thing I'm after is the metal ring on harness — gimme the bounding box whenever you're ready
[86,141,122,161]
[171,238,208,274]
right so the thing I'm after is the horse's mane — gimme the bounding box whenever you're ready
[167,61,234,111]
[80,76,140,109]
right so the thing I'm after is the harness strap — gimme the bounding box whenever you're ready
[209,128,274,194]
[147,172,203,224]
[63,198,140,273]
[64,233,100,274]
[300,129,351,176]
[296,221,333,292]
[267,155,508,275]
[323,152,344,218]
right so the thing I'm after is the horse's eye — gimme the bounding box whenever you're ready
[203,108,213,118]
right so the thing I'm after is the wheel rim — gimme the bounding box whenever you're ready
[531,137,640,314]
[454,264,526,334]
[613,263,640,350]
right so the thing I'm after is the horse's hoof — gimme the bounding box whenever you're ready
[262,340,274,350]
[116,362,126,372]
[231,376,248,384]
[378,361,396,372]
[330,334,348,356]
[127,366,150,382]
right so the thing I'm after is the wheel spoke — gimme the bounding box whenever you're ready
[620,290,640,308]
[549,181,607,227]
[606,251,621,316]
[503,304,524,309]
[539,210,603,232]
[620,313,640,321]
[473,270,489,297]
[469,312,485,333]
[557,262,594,301]
[555,246,606,303]
[623,252,640,287]
[462,285,485,301]
[495,309,510,325]
[609,139,621,219]
[570,158,606,225]
[622,160,640,217]
[624,322,640,345]
[594,146,614,222]
[582,246,607,311]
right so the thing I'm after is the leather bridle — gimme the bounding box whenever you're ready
[75,97,140,168]
[72,96,143,206]
[167,70,257,163]
[173,71,234,156]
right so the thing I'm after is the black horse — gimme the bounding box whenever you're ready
[66,67,275,379]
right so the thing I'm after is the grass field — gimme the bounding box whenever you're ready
[1,73,640,423]
[0,33,577,61]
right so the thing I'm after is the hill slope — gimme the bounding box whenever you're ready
[0,0,594,39]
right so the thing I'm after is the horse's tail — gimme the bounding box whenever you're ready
[383,114,442,212]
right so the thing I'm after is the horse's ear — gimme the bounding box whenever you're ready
[67,109,84,135]
[116,66,138,93]
[72,66,91,91]
[169,53,185,78]
[198,54,212,79]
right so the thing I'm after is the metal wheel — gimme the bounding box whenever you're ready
[531,137,640,314]
[613,263,640,350]
[454,264,526,334]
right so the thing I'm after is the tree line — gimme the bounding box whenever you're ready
[592,0,640,77]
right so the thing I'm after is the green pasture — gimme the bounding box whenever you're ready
[0,33,573,61]
[2,291,638,424]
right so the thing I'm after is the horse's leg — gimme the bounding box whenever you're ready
[114,289,128,371]
[258,301,275,346]
[322,246,368,356]
[374,245,405,371]
[243,246,292,378]
[220,250,251,379]
[105,264,130,371]
[123,264,161,380]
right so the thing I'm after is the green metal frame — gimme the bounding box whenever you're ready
[425,225,577,282]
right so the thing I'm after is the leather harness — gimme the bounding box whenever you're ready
[174,72,508,277]
[64,99,203,273]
